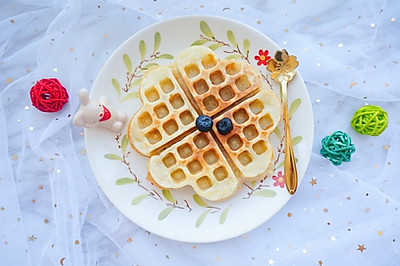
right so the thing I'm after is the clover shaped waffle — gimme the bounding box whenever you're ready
[128,46,282,201]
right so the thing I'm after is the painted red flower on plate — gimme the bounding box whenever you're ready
[254,49,271,66]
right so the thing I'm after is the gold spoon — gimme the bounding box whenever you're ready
[267,49,299,195]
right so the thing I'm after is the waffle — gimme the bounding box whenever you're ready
[173,46,262,118]
[128,46,282,201]
[148,131,240,201]
[212,85,281,181]
[127,66,198,156]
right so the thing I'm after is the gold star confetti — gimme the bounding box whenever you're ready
[11,154,19,160]
[350,82,357,88]
[346,196,351,200]
[315,17,320,22]
[44,219,49,223]
[284,28,289,32]
[6,77,13,83]
[318,260,323,265]
[287,212,292,217]
[38,185,44,189]
[310,178,317,186]
[378,230,383,236]
[0,207,4,211]
[383,144,390,151]
[4,241,8,245]
[268,259,274,265]
[74,240,79,245]
[115,251,120,257]
[323,208,328,213]
[256,19,262,24]
[127,237,132,243]
[357,244,366,253]
[28,235,37,241]
[364,207,371,213]
[68,47,74,53]
[104,34,108,38]
[291,0,296,3]
[319,42,324,47]
[80,149,86,155]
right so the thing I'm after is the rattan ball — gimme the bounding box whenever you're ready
[320,131,355,166]
[351,105,388,136]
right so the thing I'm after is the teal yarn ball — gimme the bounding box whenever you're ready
[351,105,388,136]
[320,131,355,166]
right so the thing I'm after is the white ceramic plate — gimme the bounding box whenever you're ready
[86,15,313,243]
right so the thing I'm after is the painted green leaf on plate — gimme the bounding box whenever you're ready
[200,21,214,38]
[277,157,299,169]
[243,38,250,55]
[121,134,129,154]
[111,78,121,98]
[227,30,237,47]
[142,62,158,70]
[139,40,146,61]
[195,209,211,228]
[131,194,150,205]
[123,54,132,74]
[104,153,123,161]
[193,194,208,207]
[153,32,161,53]
[121,91,138,102]
[162,189,177,204]
[129,78,142,89]
[253,189,277,198]
[292,136,303,146]
[225,54,242,60]
[157,54,174,60]
[158,206,174,220]
[289,98,302,119]
[115,177,137,185]
[219,205,232,224]
[273,127,282,140]
[208,43,224,51]
[191,39,209,46]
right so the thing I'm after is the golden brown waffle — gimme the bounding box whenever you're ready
[148,131,240,201]
[174,46,262,117]
[128,66,198,156]
[128,46,282,201]
[212,85,281,181]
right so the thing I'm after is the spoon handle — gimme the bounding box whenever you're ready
[281,80,298,195]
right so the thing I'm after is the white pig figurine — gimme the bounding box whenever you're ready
[73,88,126,132]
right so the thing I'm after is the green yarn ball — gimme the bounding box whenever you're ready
[351,105,388,136]
[320,131,355,166]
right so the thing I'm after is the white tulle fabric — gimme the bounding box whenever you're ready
[1,0,399,265]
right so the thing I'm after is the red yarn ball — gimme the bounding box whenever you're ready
[30,78,69,112]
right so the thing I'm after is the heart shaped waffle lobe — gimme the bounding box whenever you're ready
[128,46,282,201]
[174,46,262,117]
[148,131,240,201]
[128,66,198,156]
[212,85,282,181]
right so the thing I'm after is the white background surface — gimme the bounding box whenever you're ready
[1,0,399,265]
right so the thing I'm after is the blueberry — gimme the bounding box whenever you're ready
[217,118,233,135]
[196,115,213,132]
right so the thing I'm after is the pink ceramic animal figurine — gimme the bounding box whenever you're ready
[73,88,127,132]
